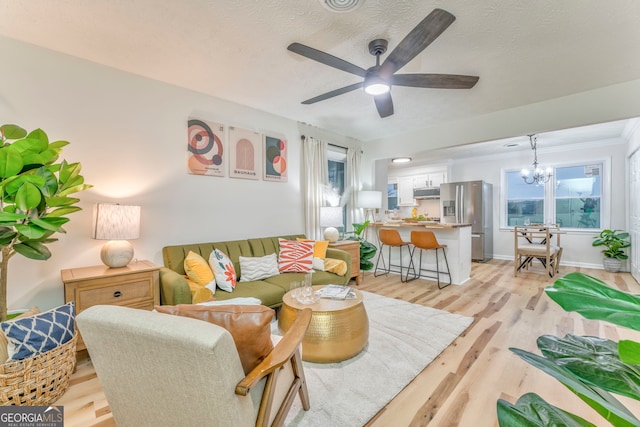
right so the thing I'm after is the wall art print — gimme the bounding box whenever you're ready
[229,126,261,180]
[187,118,225,177]
[263,135,288,182]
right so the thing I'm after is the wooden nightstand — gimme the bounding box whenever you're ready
[328,240,361,285]
[62,260,160,351]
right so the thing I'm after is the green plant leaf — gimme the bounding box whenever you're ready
[497,393,595,427]
[511,348,640,426]
[45,196,80,207]
[26,128,49,150]
[537,334,640,400]
[0,124,27,140]
[35,167,59,196]
[29,217,69,232]
[4,174,46,196]
[0,212,28,225]
[0,227,17,245]
[46,206,82,217]
[0,146,24,178]
[59,160,80,185]
[546,273,640,331]
[15,182,42,212]
[15,223,47,240]
[48,140,69,150]
[58,183,92,197]
[13,241,51,260]
[619,340,640,365]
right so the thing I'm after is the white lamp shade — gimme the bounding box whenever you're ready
[93,203,141,268]
[358,191,382,209]
[320,206,344,227]
[93,204,141,240]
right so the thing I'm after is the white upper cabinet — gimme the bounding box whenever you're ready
[397,176,417,206]
[413,172,447,188]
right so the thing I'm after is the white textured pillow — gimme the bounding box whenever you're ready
[239,253,280,282]
[312,257,325,271]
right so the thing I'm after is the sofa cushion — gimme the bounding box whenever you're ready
[297,238,329,259]
[278,238,314,273]
[209,249,237,292]
[0,306,41,363]
[324,258,348,276]
[155,304,274,375]
[1,302,75,361]
[186,278,216,303]
[184,251,215,286]
[213,281,286,308]
[239,253,279,282]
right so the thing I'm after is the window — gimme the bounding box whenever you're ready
[387,183,398,211]
[327,146,347,232]
[503,161,605,230]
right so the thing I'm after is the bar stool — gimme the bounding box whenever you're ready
[374,228,411,282]
[406,230,451,289]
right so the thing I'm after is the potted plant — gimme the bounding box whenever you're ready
[346,221,377,271]
[0,124,91,321]
[592,229,631,273]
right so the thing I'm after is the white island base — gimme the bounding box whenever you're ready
[370,224,472,286]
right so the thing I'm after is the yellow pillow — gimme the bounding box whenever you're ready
[0,306,41,363]
[324,258,348,276]
[185,279,216,304]
[184,251,214,285]
[297,238,329,259]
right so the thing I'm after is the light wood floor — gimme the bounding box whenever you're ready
[55,260,640,426]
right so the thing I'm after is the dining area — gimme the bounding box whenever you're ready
[513,224,565,278]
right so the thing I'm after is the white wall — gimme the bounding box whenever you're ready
[0,36,358,311]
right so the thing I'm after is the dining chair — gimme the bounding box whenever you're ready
[513,225,562,278]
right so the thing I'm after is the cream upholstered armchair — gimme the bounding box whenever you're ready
[76,305,312,427]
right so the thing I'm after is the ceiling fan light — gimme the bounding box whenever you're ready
[364,82,390,95]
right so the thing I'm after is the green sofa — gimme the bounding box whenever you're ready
[160,234,352,308]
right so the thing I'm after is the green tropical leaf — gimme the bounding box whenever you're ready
[29,217,69,232]
[35,167,58,196]
[59,160,80,185]
[0,212,27,225]
[538,334,640,400]
[48,140,69,150]
[20,151,45,167]
[0,146,24,178]
[546,273,640,331]
[15,182,42,211]
[0,124,27,140]
[13,241,51,260]
[4,174,46,196]
[15,223,47,240]
[26,128,49,150]
[0,227,17,245]
[45,196,80,207]
[497,393,595,427]
[59,183,92,197]
[10,137,47,154]
[619,340,640,366]
[46,206,82,217]
[511,348,640,426]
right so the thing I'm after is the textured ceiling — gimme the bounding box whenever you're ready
[1,0,640,143]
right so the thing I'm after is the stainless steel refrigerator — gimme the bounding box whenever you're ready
[440,180,493,262]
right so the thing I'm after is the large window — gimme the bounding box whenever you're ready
[503,161,605,230]
[327,147,347,232]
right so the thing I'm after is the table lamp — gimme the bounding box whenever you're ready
[92,203,141,268]
[320,206,343,243]
[358,190,382,224]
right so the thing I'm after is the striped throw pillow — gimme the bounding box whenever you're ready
[278,238,314,273]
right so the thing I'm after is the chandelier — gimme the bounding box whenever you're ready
[521,134,552,185]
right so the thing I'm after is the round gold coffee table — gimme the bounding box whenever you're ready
[278,285,369,363]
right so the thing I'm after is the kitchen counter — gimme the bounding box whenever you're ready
[369,222,471,285]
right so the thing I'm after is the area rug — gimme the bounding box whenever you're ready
[275,291,473,426]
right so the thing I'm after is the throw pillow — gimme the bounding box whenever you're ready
[278,238,314,273]
[155,304,274,374]
[296,238,329,258]
[324,258,348,276]
[239,253,279,282]
[209,249,237,292]
[0,306,41,363]
[186,278,216,304]
[184,251,215,286]
[1,302,75,361]
[312,257,325,271]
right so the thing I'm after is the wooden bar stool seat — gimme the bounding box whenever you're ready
[374,228,411,282]
[406,230,451,289]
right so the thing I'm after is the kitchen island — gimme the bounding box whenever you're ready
[369,222,472,285]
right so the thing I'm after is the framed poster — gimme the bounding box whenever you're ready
[229,126,260,180]
[187,118,225,177]
[263,135,287,182]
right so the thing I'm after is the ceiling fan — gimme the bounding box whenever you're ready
[287,8,479,118]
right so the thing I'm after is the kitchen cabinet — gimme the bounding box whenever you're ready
[413,172,447,188]
[397,176,417,206]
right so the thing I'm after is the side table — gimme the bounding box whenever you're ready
[328,240,361,285]
[61,260,160,351]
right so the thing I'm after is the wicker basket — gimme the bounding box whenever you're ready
[0,334,77,405]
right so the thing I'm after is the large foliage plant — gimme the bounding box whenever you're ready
[497,272,640,426]
[0,124,91,321]
[592,229,631,260]
[346,221,377,271]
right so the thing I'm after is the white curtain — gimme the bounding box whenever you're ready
[303,137,328,240]
[346,147,362,233]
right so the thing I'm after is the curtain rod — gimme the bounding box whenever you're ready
[300,134,347,150]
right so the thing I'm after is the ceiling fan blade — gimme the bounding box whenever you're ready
[301,82,364,104]
[392,73,479,89]
[374,92,394,118]
[379,9,456,78]
[288,43,367,78]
